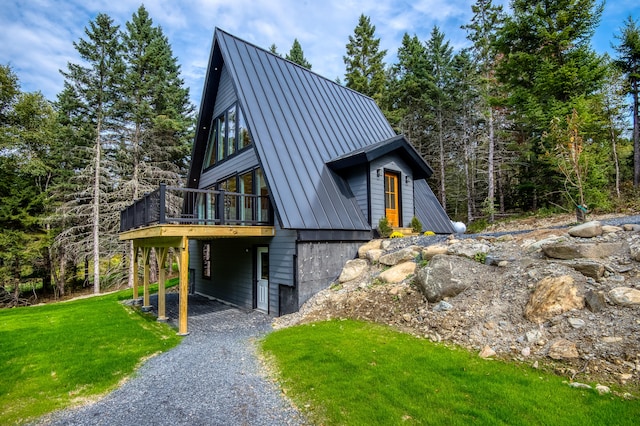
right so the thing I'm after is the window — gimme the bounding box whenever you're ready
[215,167,269,224]
[202,103,252,170]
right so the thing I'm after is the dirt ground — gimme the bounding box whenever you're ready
[275,213,640,396]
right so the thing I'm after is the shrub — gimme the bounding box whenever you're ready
[423,230,435,236]
[389,231,404,238]
[378,217,392,238]
[410,216,423,233]
[474,252,487,264]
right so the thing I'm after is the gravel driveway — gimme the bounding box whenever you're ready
[35,294,306,426]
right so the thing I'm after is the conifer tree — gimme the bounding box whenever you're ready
[613,16,640,187]
[286,39,312,69]
[495,0,606,209]
[344,14,387,102]
[56,14,124,294]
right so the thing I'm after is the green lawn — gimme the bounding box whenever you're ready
[0,282,182,425]
[262,320,640,425]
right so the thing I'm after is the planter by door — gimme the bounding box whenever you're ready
[256,247,269,312]
[384,171,400,227]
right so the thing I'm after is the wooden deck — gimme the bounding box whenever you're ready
[119,224,276,247]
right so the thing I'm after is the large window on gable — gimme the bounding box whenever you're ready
[202,102,252,170]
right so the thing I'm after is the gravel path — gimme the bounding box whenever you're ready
[35,294,306,426]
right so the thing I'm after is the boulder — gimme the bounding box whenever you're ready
[338,259,369,283]
[479,345,496,358]
[568,221,602,238]
[358,240,382,259]
[421,245,448,260]
[447,241,490,259]
[379,262,416,284]
[608,287,640,307]
[413,254,476,303]
[630,241,640,262]
[542,241,627,260]
[602,225,622,234]
[561,259,605,281]
[366,249,385,263]
[548,339,579,359]
[524,275,584,323]
[623,224,640,232]
[379,246,420,266]
[584,290,607,313]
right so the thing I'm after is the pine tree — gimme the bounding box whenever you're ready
[344,14,387,102]
[286,39,312,69]
[613,16,640,187]
[56,13,124,294]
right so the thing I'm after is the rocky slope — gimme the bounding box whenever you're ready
[274,219,640,394]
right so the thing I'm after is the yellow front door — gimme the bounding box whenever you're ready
[384,172,399,227]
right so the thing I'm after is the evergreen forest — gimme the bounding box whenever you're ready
[1,1,639,302]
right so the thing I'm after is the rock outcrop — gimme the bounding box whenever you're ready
[276,217,640,391]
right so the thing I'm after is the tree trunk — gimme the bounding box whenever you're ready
[437,107,447,211]
[633,85,639,188]
[93,120,102,294]
[487,108,495,222]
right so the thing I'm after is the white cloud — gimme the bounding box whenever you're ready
[1,0,634,105]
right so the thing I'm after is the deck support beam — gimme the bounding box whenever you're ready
[156,247,169,322]
[142,247,151,311]
[178,236,190,335]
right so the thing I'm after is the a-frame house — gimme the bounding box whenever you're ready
[120,29,453,333]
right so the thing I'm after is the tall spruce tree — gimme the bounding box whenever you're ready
[386,34,431,154]
[286,39,312,69]
[344,14,387,102]
[495,0,606,210]
[424,26,455,211]
[56,14,124,294]
[613,16,640,187]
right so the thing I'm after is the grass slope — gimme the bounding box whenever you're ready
[0,284,181,424]
[262,320,640,425]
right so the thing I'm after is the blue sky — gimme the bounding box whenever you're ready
[1,0,638,107]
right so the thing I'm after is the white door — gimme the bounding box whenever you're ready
[256,247,269,312]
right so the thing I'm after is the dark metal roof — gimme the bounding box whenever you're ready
[327,135,434,180]
[211,29,398,230]
[188,29,451,232]
[414,179,455,234]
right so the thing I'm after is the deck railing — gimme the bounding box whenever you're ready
[120,184,272,232]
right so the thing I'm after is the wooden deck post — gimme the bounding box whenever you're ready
[142,247,152,311]
[132,244,140,303]
[156,247,168,322]
[178,236,190,335]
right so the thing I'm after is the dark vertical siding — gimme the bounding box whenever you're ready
[213,66,236,118]
[269,224,296,287]
[343,164,369,223]
[199,148,259,189]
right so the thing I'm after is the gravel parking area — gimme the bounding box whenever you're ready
[35,294,306,426]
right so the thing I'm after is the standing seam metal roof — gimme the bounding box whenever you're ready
[188,29,451,233]
[215,29,396,230]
